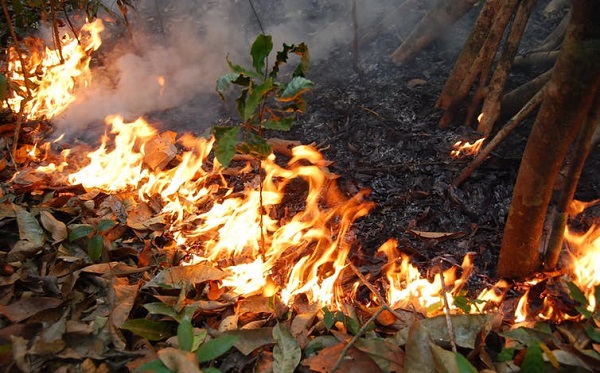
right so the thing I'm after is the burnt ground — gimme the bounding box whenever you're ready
[251,0,600,290]
[105,0,596,287]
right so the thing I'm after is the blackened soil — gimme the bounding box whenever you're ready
[273,0,600,290]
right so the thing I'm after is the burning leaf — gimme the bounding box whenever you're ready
[144,263,226,289]
[212,126,241,167]
[39,210,67,243]
[273,323,301,373]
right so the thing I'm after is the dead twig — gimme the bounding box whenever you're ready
[437,259,457,353]
[453,83,546,187]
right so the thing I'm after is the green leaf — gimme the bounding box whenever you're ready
[263,117,294,131]
[250,34,273,75]
[567,281,589,306]
[216,72,242,99]
[272,323,301,373]
[144,302,180,321]
[87,234,103,260]
[453,295,472,314]
[120,319,173,341]
[322,307,335,330]
[0,74,7,101]
[196,334,238,363]
[455,352,478,373]
[244,78,273,120]
[497,347,516,362]
[236,88,248,119]
[212,126,241,168]
[202,368,222,373]
[178,317,194,352]
[97,219,116,233]
[237,132,271,159]
[279,76,313,102]
[345,316,360,336]
[134,359,173,373]
[586,324,600,343]
[520,341,544,373]
[69,224,95,241]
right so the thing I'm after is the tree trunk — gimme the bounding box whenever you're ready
[497,0,600,279]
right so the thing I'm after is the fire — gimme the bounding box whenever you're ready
[57,115,373,306]
[514,223,600,322]
[451,137,485,158]
[377,239,504,315]
[3,19,104,120]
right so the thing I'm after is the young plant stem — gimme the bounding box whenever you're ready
[453,83,546,187]
[437,0,500,128]
[49,0,65,64]
[543,92,600,270]
[390,0,478,65]
[477,0,537,135]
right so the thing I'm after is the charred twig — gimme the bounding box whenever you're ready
[501,68,552,120]
[513,50,560,69]
[453,83,546,187]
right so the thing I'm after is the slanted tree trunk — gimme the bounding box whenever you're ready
[497,0,600,279]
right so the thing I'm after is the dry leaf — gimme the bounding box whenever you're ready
[301,342,383,373]
[158,347,202,373]
[39,210,68,243]
[144,263,226,289]
[0,297,63,322]
[407,229,468,241]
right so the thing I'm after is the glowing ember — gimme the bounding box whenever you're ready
[3,19,104,120]
[451,138,485,158]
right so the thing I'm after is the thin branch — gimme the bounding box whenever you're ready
[437,259,457,353]
[49,0,65,64]
[1,0,32,97]
[453,83,547,187]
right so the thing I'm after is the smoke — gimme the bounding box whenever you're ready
[53,0,407,138]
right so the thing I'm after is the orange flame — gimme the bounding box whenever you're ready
[4,19,104,120]
[56,116,374,306]
[451,138,485,158]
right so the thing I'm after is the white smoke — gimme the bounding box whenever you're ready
[53,0,402,137]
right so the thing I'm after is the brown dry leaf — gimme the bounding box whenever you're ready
[354,338,404,372]
[224,328,275,355]
[0,297,63,322]
[10,335,30,373]
[109,278,139,328]
[39,210,68,243]
[144,263,226,289]
[407,78,427,88]
[8,204,45,261]
[157,347,202,373]
[237,295,274,315]
[407,229,467,241]
[207,280,225,301]
[301,342,383,373]
[81,262,150,276]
